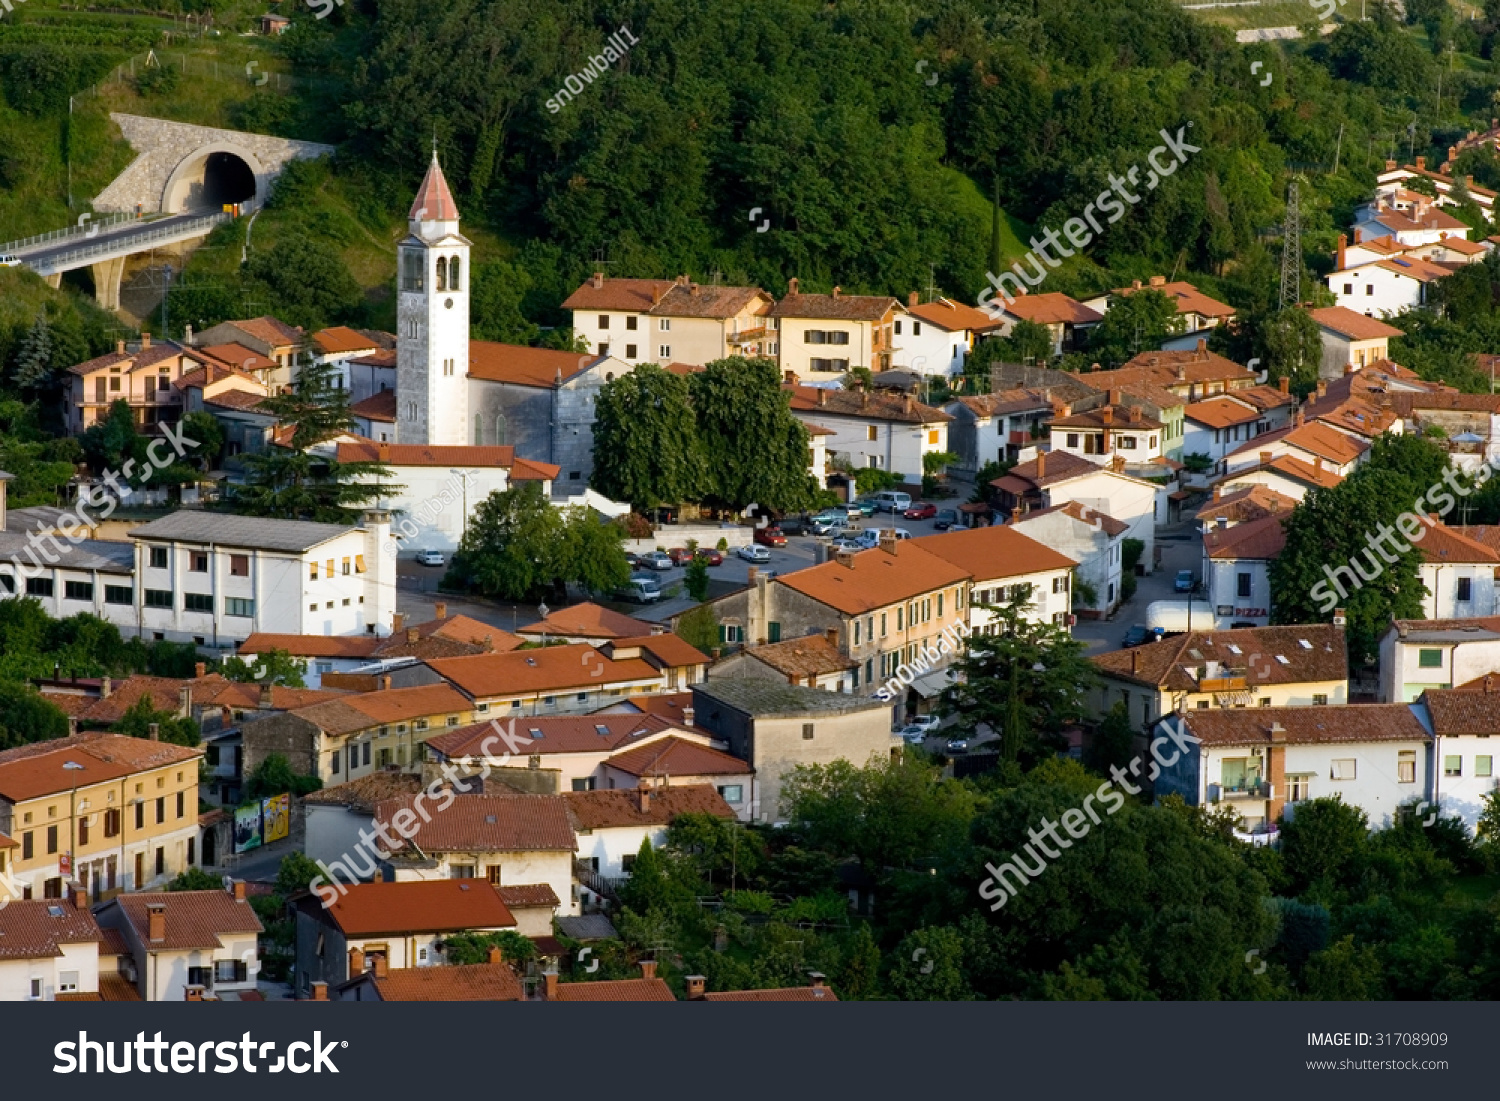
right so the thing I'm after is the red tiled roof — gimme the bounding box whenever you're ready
[375,793,577,853]
[1194,485,1297,525]
[768,292,899,322]
[99,974,142,1001]
[350,390,397,422]
[1282,422,1371,465]
[1203,513,1287,561]
[1423,687,1500,734]
[106,890,263,951]
[291,683,472,735]
[1115,280,1235,319]
[0,734,200,802]
[518,603,657,641]
[325,880,516,937]
[426,712,676,759]
[786,384,951,424]
[426,644,660,698]
[605,634,711,669]
[775,543,970,616]
[995,292,1102,327]
[909,524,1076,580]
[1417,520,1500,565]
[1184,397,1264,429]
[1091,624,1347,691]
[494,883,561,909]
[1178,704,1427,746]
[367,962,523,1002]
[564,784,735,829]
[409,154,460,221]
[337,440,517,469]
[603,737,751,779]
[301,771,424,811]
[467,342,599,387]
[1015,500,1129,537]
[313,326,380,355]
[554,977,676,1001]
[0,899,103,959]
[906,297,999,332]
[701,985,839,1001]
[228,316,304,348]
[740,634,856,678]
[562,277,676,313]
[239,633,381,659]
[996,448,1103,489]
[648,282,770,320]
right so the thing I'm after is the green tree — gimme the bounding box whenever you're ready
[179,412,224,472]
[889,926,971,1000]
[1088,700,1136,776]
[233,358,398,522]
[1279,796,1369,897]
[1259,307,1323,396]
[166,867,223,891]
[1301,936,1385,1000]
[561,508,631,595]
[690,357,815,512]
[11,314,52,392]
[1004,319,1055,364]
[684,556,710,601]
[443,929,538,966]
[1086,290,1184,368]
[276,851,325,896]
[676,603,719,653]
[219,648,308,688]
[941,594,1098,764]
[245,235,363,332]
[469,259,539,344]
[590,364,705,508]
[246,753,323,799]
[111,695,201,747]
[0,683,69,749]
[453,481,567,600]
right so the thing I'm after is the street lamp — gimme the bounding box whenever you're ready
[64,761,85,893]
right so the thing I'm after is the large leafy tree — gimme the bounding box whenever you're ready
[941,593,1098,764]
[232,358,398,522]
[111,695,200,747]
[0,683,69,750]
[453,482,628,600]
[1084,290,1184,368]
[591,364,706,508]
[689,356,815,512]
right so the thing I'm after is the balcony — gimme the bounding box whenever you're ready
[727,326,770,344]
[1219,780,1270,799]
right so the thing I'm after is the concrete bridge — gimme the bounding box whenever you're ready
[2,113,333,312]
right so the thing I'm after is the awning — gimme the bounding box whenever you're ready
[911,669,958,699]
[993,474,1031,494]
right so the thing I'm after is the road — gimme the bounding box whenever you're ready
[1072,519,1205,655]
[12,212,214,268]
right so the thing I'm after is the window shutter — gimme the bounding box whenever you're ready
[355,554,367,574]
[717,626,726,643]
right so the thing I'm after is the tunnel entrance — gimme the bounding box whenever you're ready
[166,150,257,213]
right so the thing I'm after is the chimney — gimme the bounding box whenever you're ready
[310,982,328,1001]
[220,705,232,727]
[178,685,191,717]
[1278,376,1289,395]
[591,272,603,289]
[1259,451,1271,465]
[392,612,406,634]
[487,945,504,965]
[184,323,193,345]
[690,282,699,296]
[148,723,159,742]
[73,888,89,911]
[1101,406,1113,425]
[1196,338,1207,357]
[903,393,914,414]
[231,880,246,901]
[1344,363,1353,376]
[878,530,897,556]
[101,676,111,698]
[1336,233,1346,271]
[194,662,206,679]
[637,787,651,813]
[834,549,856,569]
[407,626,420,643]
[1036,452,1046,478]
[434,602,447,621]
[147,903,166,943]
[1130,650,1139,675]
[787,277,799,296]
[809,972,827,989]
[907,291,919,308]
[349,947,366,974]
[831,286,841,298]
[1487,675,1495,695]
[824,627,839,649]
[1295,411,1304,427]
[1149,275,1166,287]
[747,566,758,585]
[1176,365,1187,383]
[116,339,126,354]
[685,975,707,1000]
[682,706,694,728]
[817,388,827,406]
[544,970,559,1000]
[372,954,389,979]
[184,985,204,1002]
[1269,721,1286,743]
[1385,159,1396,171]
[784,370,796,385]
[483,635,494,653]
[140,332,151,349]
[1316,380,1327,398]
[380,675,392,691]
[1416,155,1426,170]
[1011,505,1022,523]
[861,389,870,410]
[639,959,658,980]
[378,443,390,462]
[1212,484,1221,501]
[258,683,274,710]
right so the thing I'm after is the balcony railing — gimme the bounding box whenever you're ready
[1220,780,1271,799]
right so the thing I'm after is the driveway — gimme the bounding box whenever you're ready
[1072,520,1204,654]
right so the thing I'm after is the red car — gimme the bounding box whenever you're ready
[695,548,724,566]
[754,527,787,547]
[903,502,937,520]
[668,547,695,565]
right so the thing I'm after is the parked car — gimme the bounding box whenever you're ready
[933,508,959,530]
[754,526,787,547]
[639,551,674,571]
[776,516,810,536]
[944,736,970,754]
[615,574,662,603]
[1122,624,1151,648]
[1174,569,1195,593]
[906,714,943,734]
[898,725,929,745]
[851,498,880,516]
[668,547,696,565]
[871,490,913,513]
[737,544,772,562]
[903,502,938,520]
[414,549,445,567]
[695,548,724,566]
[810,510,846,534]
[623,552,641,569]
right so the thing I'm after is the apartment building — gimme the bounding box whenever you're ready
[786,384,951,479]
[769,280,905,380]
[0,733,203,902]
[910,524,1076,632]
[64,335,201,436]
[93,883,263,1001]
[562,273,775,367]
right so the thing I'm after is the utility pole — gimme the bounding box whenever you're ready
[1332,122,1344,176]
[1279,179,1301,309]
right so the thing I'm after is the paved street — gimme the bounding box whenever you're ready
[1070,518,1205,655]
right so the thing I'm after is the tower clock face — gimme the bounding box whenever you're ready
[445,298,454,309]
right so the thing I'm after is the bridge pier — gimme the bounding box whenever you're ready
[91,256,127,312]
[43,273,61,289]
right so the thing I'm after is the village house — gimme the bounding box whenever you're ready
[1212,449,1344,503]
[786,382,951,481]
[1326,254,1449,316]
[1201,512,1289,628]
[1312,301,1420,380]
[991,449,1161,567]
[173,360,269,419]
[942,388,1052,477]
[65,334,201,436]
[910,524,1076,633]
[302,771,423,871]
[1010,501,1127,618]
[711,631,859,693]
[898,295,997,375]
[515,602,657,646]
[0,733,203,903]
[1378,615,1500,702]
[596,739,755,821]
[1420,687,1500,834]
[690,679,896,824]
[769,281,906,379]
[1153,704,1431,836]
[1181,395,1283,481]
[93,882,263,1002]
[293,878,518,996]
[1047,393,1165,466]
[191,316,307,391]
[1352,189,1472,249]
[1082,278,1235,350]
[335,951,523,1002]
[310,326,383,389]
[1388,391,1500,476]
[0,893,106,1001]
[1089,623,1349,730]
[566,784,735,893]
[1224,417,1371,480]
[562,274,776,367]
[1378,158,1497,216]
[980,290,1102,356]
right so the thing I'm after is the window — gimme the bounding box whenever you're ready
[624,315,638,331]
[309,562,318,581]
[215,960,247,984]
[229,554,249,577]
[135,803,144,830]
[29,979,40,999]
[155,847,165,876]
[46,825,58,855]
[1066,433,1079,448]
[894,320,902,335]
[331,749,340,774]
[448,256,461,292]
[658,345,671,358]
[155,797,165,824]
[103,809,120,838]
[1458,577,1473,603]
[401,249,424,291]
[0,573,11,592]
[190,552,208,573]
[719,624,744,644]
[598,315,610,329]
[626,344,637,359]
[78,813,90,846]
[1287,776,1310,802]
[1418,649,1443,668]
[1343,283,1353,295]
[21,832,32,860]
[1237,573,1251,599]
[802,723,814,740]
[104,585,132,605]
[718,784,743,803]
[571,778,595,792]
[184,593,213,613]
[1366,285,1374,296]
[1445,755,1462,777]
[226,597,254,618]
[659,319,671,331]
[768,621,782,643]
[1397,751,1416,783]
[806,329,827,345]
[58,970,79,993]
[26,578,53,597]
[342,558,351,576]
[325,559,334,578]
[913,322,922,335]
[1330,759,1356,781]
[1118,435,1137,450]
[1479,755,1493,777]
[65,581,93,602]
[829,331,849,345]
[1312,693,1329,706]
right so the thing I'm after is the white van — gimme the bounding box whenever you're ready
[872,490,912,513]
[616,574,662,603]
[0,255,21,268]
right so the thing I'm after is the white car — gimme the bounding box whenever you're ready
[898,725,929,745]
[737,544,772,562]
[0,255,21,268]
[906,714,943,734]
[414,549,445,566]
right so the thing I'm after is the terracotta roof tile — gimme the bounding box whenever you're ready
[564,784,735,829]
[775,543,970,616]
[409,154,460,221]
[993,292,1103,327]
[1015,500,1129,537]
[337,440,518,468]
[0,899,103,959]
[701,985,839,1001]
[302,771,424,811]
[238,633,381,659]
[1203,513,1287,561]
[787,385,951,424]
[1185,397,1264,429]
[648,282,771,319]
[1092,624,1347,691]
[1049,404,1161,431]
[740,634,856,678]
[350,390,397,422]
[426,713,675,759]
[312,326,380,355]
[1114,281,1235,319]
[909,524,1076,580]
[995,448,1103,489]
[1194,485,1298,525]
[467,342,601,387]
[227,316,304,348]
[426,644,660,698]
[1423,687,1500,734]
[1307,306,1403,342]
[554,977,676,1001]
[290,684,472,735]
[0,734,200,802]
[1177,703,1427,746]
[375,793,576,853]
[99,974,142,1001]
[605,634,710,670]
[1416,520,1500,565]
[603,737,751,779]
[1282,422,1371,465]
[768,292,899,322]
[324,880,515,937]
[562,277,676,313]
[906,298,1000,332]
[518,602,656,641]
[105,890,263,951]
[494,883,561,909]
[368,962,523,1001]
